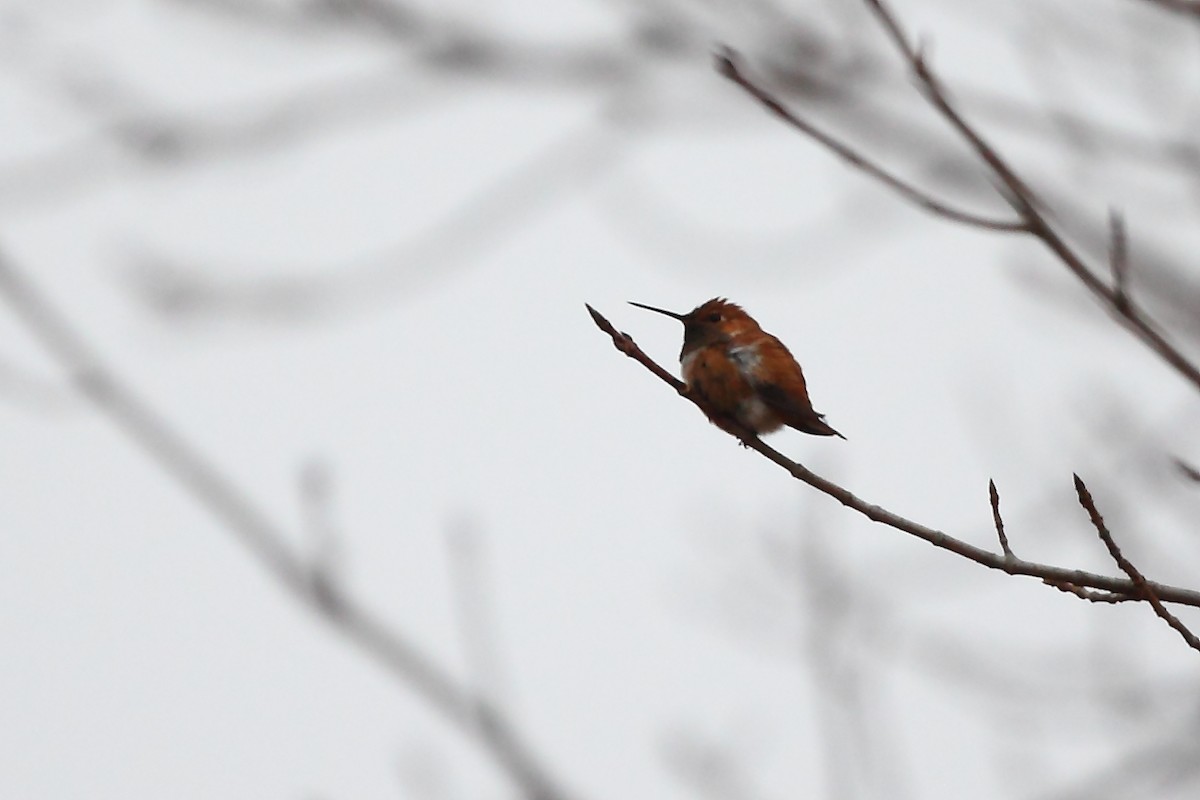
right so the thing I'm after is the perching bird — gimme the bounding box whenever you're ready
[629,298,844,439]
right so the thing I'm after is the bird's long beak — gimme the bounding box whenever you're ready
[628,301,685,321]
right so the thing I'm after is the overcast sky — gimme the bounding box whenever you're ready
[2,1,1200,798]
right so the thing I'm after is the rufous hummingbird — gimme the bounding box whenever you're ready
[629,298,844,439]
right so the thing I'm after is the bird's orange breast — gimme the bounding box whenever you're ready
[681,344,786,433]
[682,346,755,411]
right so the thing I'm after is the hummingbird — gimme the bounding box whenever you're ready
[629,298,844,439]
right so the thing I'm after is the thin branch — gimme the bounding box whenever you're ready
[719,1,1200,394]
[585,304,763,441]
[988,479,1014,558]
[1042,579,1140,604]
[0,251,582,800]
[1108,208,1130,314]
[1073,474,1200,654]
[853,1,1042,219]
[586,304,687,394]
[858,0,1200,393]
[588,304,1200,610]
[714,52,1027,234]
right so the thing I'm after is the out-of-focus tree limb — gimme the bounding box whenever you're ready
[124,117,625,323]
[0,249,584,800]
[1175,458,1200,483]
[1137,0,1200,18]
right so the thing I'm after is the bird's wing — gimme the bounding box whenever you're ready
[750,338,845,439]
[755,382,844,438]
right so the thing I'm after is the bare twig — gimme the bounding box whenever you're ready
[718,0,1200,394]
[587,305,687,394]
[588,304,1200,610]
[1042,579,1139,604]
[1108,208,1130,313]
[714,52,1027,234]
[988,479,1014,558]
[585,304,758,441]
[860,0,1200,392]
[1073,474,1200,653]
[0,251,582,800]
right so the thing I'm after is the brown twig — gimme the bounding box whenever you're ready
[717,0,1200,395]
[588,304,1200,611]
[988,479,1014,558]
[1073,474,1200,653]
[585,304,762,441]
[1042,579,1139,604]
[714,51,1027,234]
[586,304,687,393]
[859,0,1200,392]
[0,251,582,800]
[1108,209,1130,314]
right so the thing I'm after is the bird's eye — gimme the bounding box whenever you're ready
[708,313,722,323]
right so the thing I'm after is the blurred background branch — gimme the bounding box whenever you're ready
[0,251,583,800]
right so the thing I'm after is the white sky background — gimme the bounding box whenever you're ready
[2,0,1200,798]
